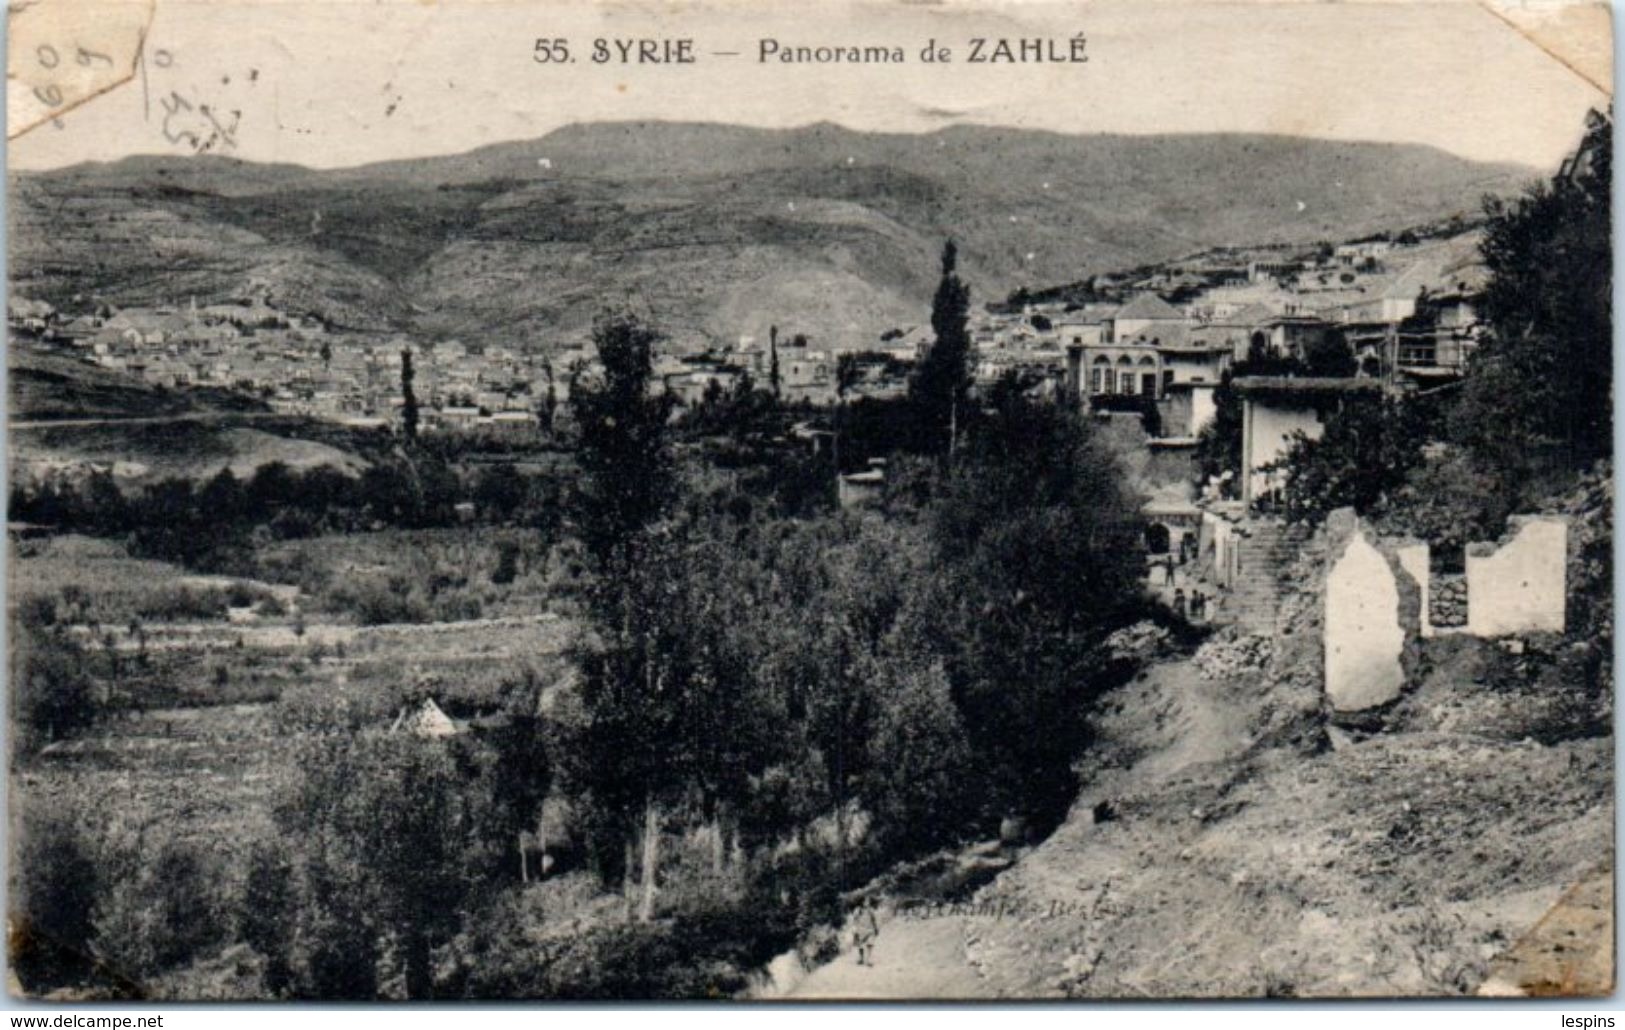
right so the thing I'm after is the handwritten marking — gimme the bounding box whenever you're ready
[7,0,154,140]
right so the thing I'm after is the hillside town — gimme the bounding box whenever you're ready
[7,217,1487,441]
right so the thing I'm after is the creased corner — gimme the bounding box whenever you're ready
[1479,0,1613,98]
[7,0,155,140]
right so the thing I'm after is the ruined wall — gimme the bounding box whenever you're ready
[1394,543,1431,638]
[1465,516,1568,637]
[1323,513,1420,713]
[1315,510,1569,717]
[1355,517,1569,640]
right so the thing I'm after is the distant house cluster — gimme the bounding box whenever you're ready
[633,326,919,410]
[6,226,1486,444]
[7,288,551,438]
[968,231,1487,439]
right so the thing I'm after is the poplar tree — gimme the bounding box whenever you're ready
[910,240,972,456]
[563,313,682,922]
[400,347,419,442]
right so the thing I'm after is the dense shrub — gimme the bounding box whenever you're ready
[90,830,236,987]
[323,577,431,626]
[11,625,97,750]
[10,797,102,988]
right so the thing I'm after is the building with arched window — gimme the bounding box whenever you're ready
[1079,343,1167,399]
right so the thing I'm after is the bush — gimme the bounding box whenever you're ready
[1270,393,1429,525]
[91,830,236,985]
[16,594,58,629]
[323,578,431,626]
[136,587,229,622]
[11,626,97,749]
[433,592,485,623]
[863,658,972,850]
[10,797,102,988]
[1376,448,1516,571]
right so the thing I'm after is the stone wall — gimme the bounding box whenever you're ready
[1428,574,1468,631]
[1346,517,1568,641]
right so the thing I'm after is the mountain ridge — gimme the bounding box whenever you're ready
[10,122,1536,350]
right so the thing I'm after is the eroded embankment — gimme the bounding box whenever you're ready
[776,624,1610,999]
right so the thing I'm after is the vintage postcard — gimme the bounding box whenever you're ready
[4,0,1614,1003]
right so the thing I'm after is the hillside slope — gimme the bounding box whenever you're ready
[10,123,1534,349]
[959,649,1608,998]
[780,637,1609,1000]
[8,351,368,487]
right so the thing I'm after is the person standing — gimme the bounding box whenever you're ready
[852,897,881,967]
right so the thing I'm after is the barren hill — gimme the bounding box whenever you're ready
[10,122,1534,350]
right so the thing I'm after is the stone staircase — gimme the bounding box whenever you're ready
[1213,517,1310,632]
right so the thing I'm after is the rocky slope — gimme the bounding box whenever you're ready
[958,646,1609,998]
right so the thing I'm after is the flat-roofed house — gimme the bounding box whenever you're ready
[1233,376,1381,508]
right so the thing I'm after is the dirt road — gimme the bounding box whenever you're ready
[9,412,291,430]
[786,907,996,1000]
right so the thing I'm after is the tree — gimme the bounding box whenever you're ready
[768,325,782,401]
[564,313,682,922]
[920,384,1143,828]
[80,472,131,537]
[1270,392,1430,524]
[91,828,231,987]
[538,359,558,433]
[569,315,676,577]
[834,352,862,473]
[1194,369,1245,492]
[11,796,101,988]
[266,731,523,999]
[1303,328,1357,377]
[862,656,972,850]
[910,240,973,456]
[12,623,97,749]
[1454,110,1611,473]
[401,347,420,442]
[202,466,248,524]
[475,463,526,523]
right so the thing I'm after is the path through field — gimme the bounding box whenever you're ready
[9,412,293,430]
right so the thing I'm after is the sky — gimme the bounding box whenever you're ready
[7,0,1612,173]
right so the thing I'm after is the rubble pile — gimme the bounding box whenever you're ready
[1104,621,1173,663]
[1429,575,1468,628]
[1193,632,1273,680]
